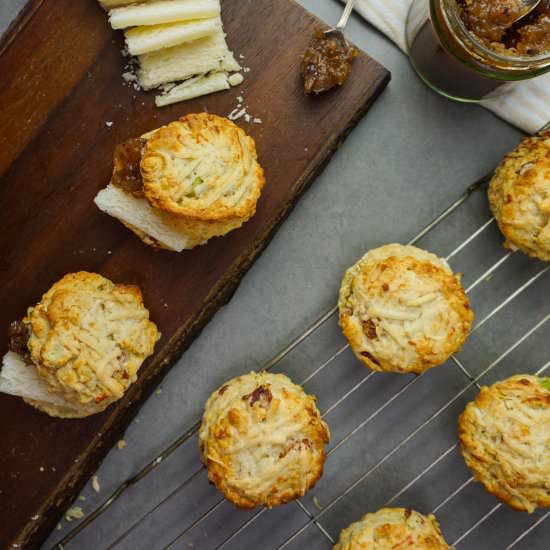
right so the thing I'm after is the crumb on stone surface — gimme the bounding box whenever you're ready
[92,475,100,493]
[117,439,127,450]
[65,507,84,522]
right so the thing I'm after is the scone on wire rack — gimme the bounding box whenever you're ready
[0,272,160,418]
[338,244,473,374]
[333,507,451,549]
[199,371,330,508]
[95,113,266,252]
[459,374,550,513]
[488,131,550,261]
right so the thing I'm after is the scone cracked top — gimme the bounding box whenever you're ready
[142,113,265,221]
[1,272,160,418]
[333,507,451,550]
[94,112,266,251]
[199,371,330,508]
[488,131,550,261]
[459,374,550,513]
[338,244,473,374]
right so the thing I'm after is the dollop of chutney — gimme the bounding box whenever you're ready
[111,137,145,197]
[301,28,358,95]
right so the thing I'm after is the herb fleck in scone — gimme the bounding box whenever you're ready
[333,507,451,549]
[95,113,266,251]
[459,374,550,513]
[0,272,160,418]
[338,244,473,374]
[488,131,550,262]
[199,371,330,508]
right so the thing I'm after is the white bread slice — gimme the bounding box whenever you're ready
[155,71,229,107]
[94,184,204,251]
[109,0,220,30]
[0,352,100,417]
[99,0,153,9]
[138,30,239,89]
[124,18,220,55]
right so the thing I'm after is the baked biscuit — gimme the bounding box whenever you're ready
[1,272,159,418]
[199,371,329,508]
[459,374,550,512]
[488,131,550,261]
[95,113,266,251]
[338,244,473,374]
[333,507,451,549]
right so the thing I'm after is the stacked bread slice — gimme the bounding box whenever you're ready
[98,0,242,106]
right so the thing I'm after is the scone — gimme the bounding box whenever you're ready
[488,131,550,261]
[459,374,550,512]
[333,508,451,549]
[95,113,266,251]
[0,272,160,418]
[199,371,330,508]
[338,244,473,374]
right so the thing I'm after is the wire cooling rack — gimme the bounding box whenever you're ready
[52,139,550,550]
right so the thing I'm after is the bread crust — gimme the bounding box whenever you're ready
[459,374,550,512]
[333,507,451,549]
[199,371,329,508]
[338,244,473,374]
[488,131,550,262]
[24,272,160,417]
[141,113,265,223]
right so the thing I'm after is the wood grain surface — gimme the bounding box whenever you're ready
[0,0,389,547]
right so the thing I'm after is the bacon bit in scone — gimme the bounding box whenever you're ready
[362,319,378,339]
[360,351,381,366]
[382,283,389,291]
[218,385,229,395]
[279,438,312,459]
[243,385,273,408]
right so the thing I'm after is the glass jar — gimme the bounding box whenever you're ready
[405,0,550,102]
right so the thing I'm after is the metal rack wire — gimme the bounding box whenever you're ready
[53,149,550,550]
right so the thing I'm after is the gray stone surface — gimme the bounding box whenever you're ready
[2,1,548,550]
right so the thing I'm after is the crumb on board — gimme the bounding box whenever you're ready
[117,439,127,450]
[78,495,86,501]
[155,388,162,395]
[31,515,39,520]
[228,72,244,87]
[56,523,62,531]
[105,121,114,128]
[65,507,84,522]
[312,496,322,511]
[39,467,44,472]
[92,475,100,493]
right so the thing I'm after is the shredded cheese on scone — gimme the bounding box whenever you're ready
[199,372,329,508]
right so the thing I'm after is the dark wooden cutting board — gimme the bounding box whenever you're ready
[0,0,389,547]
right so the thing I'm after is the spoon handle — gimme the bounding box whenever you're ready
[336,0,356,30]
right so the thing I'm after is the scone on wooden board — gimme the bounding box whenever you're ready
[0,272,160,418]
[333,508,451,549]
[488,131,550,262]
[338,244,473,374]
[199,371,330,508]
[95,113,266,251]
[459,374,550,513]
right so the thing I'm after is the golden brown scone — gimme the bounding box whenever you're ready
[338,244,473,374]
[141,112,265,241]
[488,131,550,261]
[459,374,550,513]
[199,371,329,508]
[333,507,451,549]
[21,272,159,418]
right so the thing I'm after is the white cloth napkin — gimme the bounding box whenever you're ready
[346,0,550,133]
